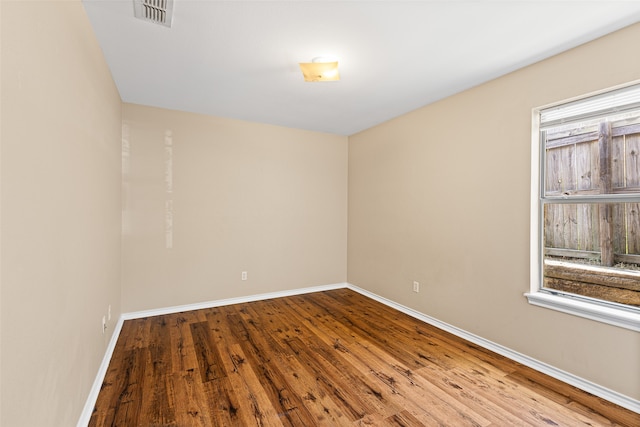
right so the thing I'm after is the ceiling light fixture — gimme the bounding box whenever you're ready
[299,57,340,82]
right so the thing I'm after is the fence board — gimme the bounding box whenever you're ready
[628,203,640,255]
[545,248,640,264]
[626,133,640,187]
[545,144,575,194]
[575,140,598,191]
[612,203,626,255]
[544,205,558,248]
[598,122,614,265]
[612,135,625,189]
[577,203,599,251]
[544,121,640,266]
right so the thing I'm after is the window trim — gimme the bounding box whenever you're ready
[527,83,640,332]
[525,291,640,332]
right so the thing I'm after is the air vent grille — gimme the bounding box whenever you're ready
[134,0,174,28]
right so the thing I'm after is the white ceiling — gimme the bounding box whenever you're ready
[83,1,640,136]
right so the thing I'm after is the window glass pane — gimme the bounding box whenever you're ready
[543,112,640,198]
[543,202,640,307]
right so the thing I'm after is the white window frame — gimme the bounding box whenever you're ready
[526,82,640,332]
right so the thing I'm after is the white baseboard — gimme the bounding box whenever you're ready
[77,282,639,426]
[121,282,348,320]
[76,315,125,427]
[344,283,640,415]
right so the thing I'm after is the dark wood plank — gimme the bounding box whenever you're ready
[387,409,428,427]
[140,315,177,426]
[203,374,245,426]
[205,307,285,426]
[240,300,372,424]
[89,348,147,427]
[168,311,200,373]
[276,297,493,426]
[190,321,227,383]
[89,289,640,427]
[171,368,214,427]
[507,367,639,427]
[223,306,318,426]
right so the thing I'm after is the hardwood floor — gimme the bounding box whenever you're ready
[89,289,640,426]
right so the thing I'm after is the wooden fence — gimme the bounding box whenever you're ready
[544,118,640,266]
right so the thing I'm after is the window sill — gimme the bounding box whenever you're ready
[525,292,640,332]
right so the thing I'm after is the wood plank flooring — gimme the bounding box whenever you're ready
[88,289,640,426]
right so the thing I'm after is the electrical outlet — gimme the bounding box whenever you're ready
[413,281,420,293]
[102,316,107,334]
[241,271,247,281]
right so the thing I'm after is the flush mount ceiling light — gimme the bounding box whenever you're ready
[299,57,340,82]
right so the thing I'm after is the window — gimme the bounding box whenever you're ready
[527,83,640,331]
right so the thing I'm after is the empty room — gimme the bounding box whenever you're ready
[2,1,640,426]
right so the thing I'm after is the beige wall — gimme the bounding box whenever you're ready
[348,23,640,400]
[122,104,348,312]
[1,2,122,426]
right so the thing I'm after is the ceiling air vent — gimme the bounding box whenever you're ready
[134,0,174,28]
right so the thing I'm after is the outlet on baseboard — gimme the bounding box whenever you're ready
[102,316,107,334]
[413,281,420,293]
[241,271,247,281]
